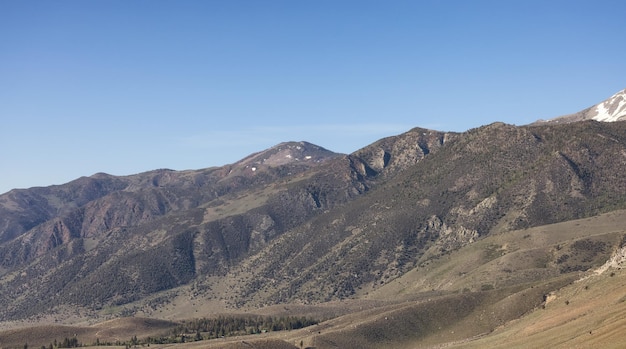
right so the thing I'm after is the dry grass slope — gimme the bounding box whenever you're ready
[179,338,298,349]
[0,317,177,348]
[441,268,626,349]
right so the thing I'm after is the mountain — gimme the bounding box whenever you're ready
[3,91,626,348]
[535,88,626,124]
[218,120,626,308]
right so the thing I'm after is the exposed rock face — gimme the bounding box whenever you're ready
[426,215,479,253]
[352,127,454,176]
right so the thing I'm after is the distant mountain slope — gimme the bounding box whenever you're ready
[0,142,345,314]
[535,88,626,124]
[0,131,449,319]
[0,142,338,264]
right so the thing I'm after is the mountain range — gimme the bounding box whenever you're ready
[2,88,626,348]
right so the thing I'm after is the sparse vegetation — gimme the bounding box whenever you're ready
[3,121,626,348]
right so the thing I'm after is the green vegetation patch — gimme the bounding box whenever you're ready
[132,315,318,345]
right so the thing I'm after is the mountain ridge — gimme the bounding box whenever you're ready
[3,90,626,348]
[534,88,626,124]
[4,119,626,316]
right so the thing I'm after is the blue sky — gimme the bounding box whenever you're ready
[1,0,625,194]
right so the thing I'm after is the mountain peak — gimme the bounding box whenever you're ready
[589,88,626,122]
[235,141,340,167]
[534,88,626,125]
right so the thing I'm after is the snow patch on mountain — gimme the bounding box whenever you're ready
[591,89,626,122]
[532,88,626,125]
[234,141,340,168]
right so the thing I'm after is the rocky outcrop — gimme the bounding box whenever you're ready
[353,127,455,177]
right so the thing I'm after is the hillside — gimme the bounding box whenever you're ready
[5,210,622,349]
[3,121,626,318]
[3,93,626,348]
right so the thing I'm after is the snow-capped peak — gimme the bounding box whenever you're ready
[532,88,626,125]
[590,88,626,122]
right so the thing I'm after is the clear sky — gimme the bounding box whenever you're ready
[1,0,625,194]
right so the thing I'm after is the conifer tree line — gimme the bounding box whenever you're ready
[12,315,318,349]
[172,315,318,338]
[99,315,317,346]
[32,337,82,349]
